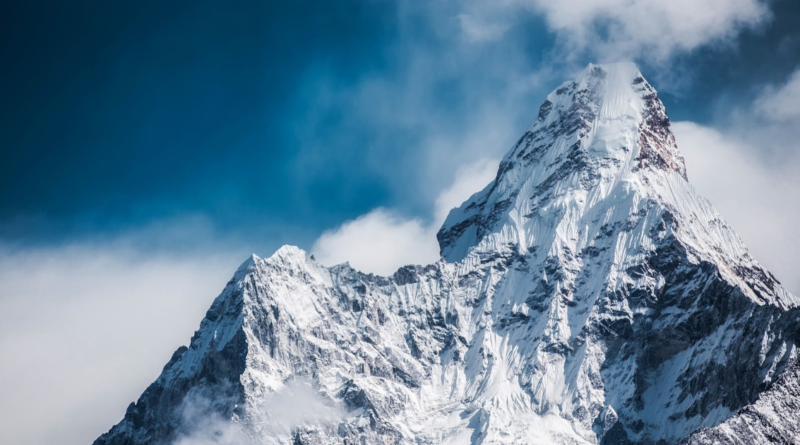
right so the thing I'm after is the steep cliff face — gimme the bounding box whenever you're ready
[680,359,800,445]
[96,63,800,445]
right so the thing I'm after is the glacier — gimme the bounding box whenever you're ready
[95,63,800,445]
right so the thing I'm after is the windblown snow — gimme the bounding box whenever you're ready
[95,63,800,445]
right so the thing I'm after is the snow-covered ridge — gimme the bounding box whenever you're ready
[96,63,800,445]
[438,62,795,309]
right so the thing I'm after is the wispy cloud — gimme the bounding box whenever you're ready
[289,2,553,216]
[457,14,510,43]
[173,393,255,445]
[753,67,800,122]
[466,0,771,62]
[172,378,344,445]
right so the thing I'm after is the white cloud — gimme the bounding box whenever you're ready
[0,239,245,445]
[257,379,344,437]
[172,379,343,445]
[480,0,771,62]
[754,68,800,122]
[311,208,438,275]
[312,159,499,276]
[673,121,800,295]
[173,398,254,445]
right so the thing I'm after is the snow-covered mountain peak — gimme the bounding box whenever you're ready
[438,61,796,307]
[562,62,645,120]
[267,245,312,267]
[438,63,686,263]
[96,64,800,445]
[532,61,684,174]
[236,253,262,274]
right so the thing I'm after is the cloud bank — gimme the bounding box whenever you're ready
[674,120,800,294]
[0,238,244,445]
[673,64,800,295]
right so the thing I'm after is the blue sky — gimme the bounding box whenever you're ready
[2,1,800,445]
[1,0,798,253]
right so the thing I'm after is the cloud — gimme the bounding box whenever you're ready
[460,0,770,62]
[673,121,800,295]
[172,379,344,445]
[312,159,499,275]
[0,235,246,445]
[312,208,438,275]
[753,67,800,122]
[173,396,254,445]
[257,379,344,437]
[540,0,769,61]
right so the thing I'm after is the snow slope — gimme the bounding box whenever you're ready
[95,63,800,445]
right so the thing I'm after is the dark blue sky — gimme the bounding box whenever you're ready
[1,0,798,253]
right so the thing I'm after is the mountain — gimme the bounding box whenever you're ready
[95,63,800,445]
